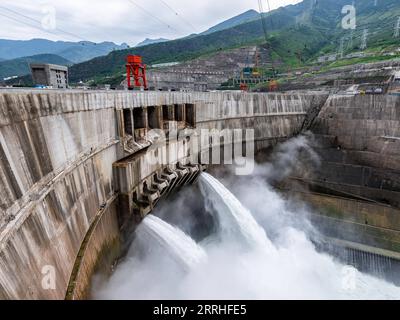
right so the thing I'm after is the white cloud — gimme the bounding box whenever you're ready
[0,0,302,45]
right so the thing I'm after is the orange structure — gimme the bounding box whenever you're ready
[268,80,278,92]
[126,55,148,90]
[240,83,249,91]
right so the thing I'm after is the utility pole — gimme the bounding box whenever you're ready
[361,29,368,50]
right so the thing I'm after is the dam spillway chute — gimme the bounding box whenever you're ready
[199,172,274,251]
[132,214,207,272]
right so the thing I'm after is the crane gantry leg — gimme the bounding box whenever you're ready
[126,55,148,90]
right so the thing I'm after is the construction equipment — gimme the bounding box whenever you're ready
[126,55,148,90]
[239,47,261,91]
[240,83,249,91]
[268,80,278,91]
[242,67,253,77]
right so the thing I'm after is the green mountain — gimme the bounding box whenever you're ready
[136,38,170,47]
[201,9,260,35]
[319,0,400,55]
[0,39,129,63]
[58,0,400,83]
[0,54,72,80]
[68,7,301,82]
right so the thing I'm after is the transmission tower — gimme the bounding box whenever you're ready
[361,29,368,50]
[339,37,345,59]
[348,30,354,50]
[395,17,400,38]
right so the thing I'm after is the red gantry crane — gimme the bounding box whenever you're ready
[126,55,148,90]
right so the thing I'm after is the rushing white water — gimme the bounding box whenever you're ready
[94,170,400,300]
[199,172,274,251]
[133,215,207,271]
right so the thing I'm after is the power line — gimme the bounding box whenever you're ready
[0,11,62,39]
[257,1,267,42]
[127,0,179,33]
[0,6,84,42]
[257,0,276,72]
[130,0,251,41]
[158,0,198,33]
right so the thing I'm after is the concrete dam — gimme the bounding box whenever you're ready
[1,89,400,299]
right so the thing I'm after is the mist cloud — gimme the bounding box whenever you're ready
[92,135,400,300]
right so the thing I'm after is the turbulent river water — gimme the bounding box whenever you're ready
[93,169,400,300]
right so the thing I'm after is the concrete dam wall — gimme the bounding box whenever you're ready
[288,94,400,260]
[0,89,323,300]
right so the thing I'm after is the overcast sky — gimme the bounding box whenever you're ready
[0,0,302,45]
